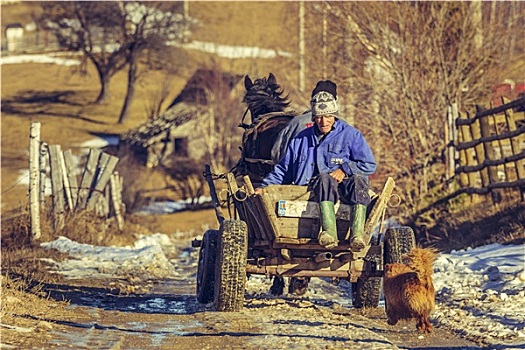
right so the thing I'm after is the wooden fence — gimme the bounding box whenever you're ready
[445,96,525,205]
[29,122,124,240]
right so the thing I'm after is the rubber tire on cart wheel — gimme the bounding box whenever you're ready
[353,235,381,308]
[383,226,416,317]
[214,220,248,311]
[353,276,381,308]
[384,226,416,265]
[196,230,218,304]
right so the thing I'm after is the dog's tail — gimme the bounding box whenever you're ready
[405,247,439,282]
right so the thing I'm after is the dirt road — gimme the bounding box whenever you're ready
[4,237,482,350]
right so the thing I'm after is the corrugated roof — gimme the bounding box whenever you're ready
[122,68,243,147]
[122,102,203,146]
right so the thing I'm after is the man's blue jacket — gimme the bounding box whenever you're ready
[261,120,376,187]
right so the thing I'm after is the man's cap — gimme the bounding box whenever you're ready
[311,91,339,118]
[311,80,337,99]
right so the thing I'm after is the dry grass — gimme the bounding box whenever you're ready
[415,199,525,252]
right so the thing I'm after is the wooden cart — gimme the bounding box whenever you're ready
[196,164,416,311]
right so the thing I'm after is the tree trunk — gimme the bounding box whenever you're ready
[118,52,138,124]
[95,73,110,104]
[93,60,110,104]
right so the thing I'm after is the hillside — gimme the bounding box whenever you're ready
[1,1,524,241]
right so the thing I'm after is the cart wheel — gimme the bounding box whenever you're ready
[353,235,382,308]
[384,226,416,265]
[383,226,416,316]
[353,275,381,308]
[214,220,248,311]
[196,230,218,304]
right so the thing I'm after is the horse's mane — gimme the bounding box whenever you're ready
[243,74,291,121]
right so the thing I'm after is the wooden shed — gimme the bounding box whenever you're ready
[122,69,244,168]
[5,23,24,52]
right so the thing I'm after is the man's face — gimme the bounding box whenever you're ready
[314,115,335,134]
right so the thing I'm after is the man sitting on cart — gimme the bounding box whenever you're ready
[255,80,376,251]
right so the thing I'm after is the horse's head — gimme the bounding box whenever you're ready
[243,73,290,122]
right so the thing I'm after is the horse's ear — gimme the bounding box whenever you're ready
[268,72,277,85]
[244,75,254,90]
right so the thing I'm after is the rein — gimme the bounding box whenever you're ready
[238,107,251,129]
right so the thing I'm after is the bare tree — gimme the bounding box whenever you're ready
[40,1,190,123]
[296,2,524,220]
[41,2,126,103]
[199,63,245,173]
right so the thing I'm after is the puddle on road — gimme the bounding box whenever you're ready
[120,296,191,314]
[40,243,211,349]
[45,278,210,349]
[48,318,205,349]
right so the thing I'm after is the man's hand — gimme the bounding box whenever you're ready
[254,188,264,195]
[330,168,346,183]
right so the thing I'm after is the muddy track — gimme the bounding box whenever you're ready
[5,239,483,350]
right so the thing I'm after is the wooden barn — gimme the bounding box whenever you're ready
[122,69,244,168]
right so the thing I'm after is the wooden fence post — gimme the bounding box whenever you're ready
[58,149,73,211]
[76,149,101,210]
[446,105,455,180]
[49,145,65,231]
[477,105,503,204]
[503,98,525,201]
[469,111,490,190]
[39,142,48,207]
[63,150,79,207]
[86,153,119,211]
[457,112,479,203]
[29,122,41,241]
[110,172,124,231]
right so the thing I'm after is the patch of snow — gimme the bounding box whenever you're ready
[0,323,34,333]
[1,39,291,68]
[433,243,525,347]
[137,196,212,214]
[171,40,292,59]
[0,54,80,66]
[41,235,175,280]
[79,136,120,149]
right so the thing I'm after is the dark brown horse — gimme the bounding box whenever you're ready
[237,73,295,183]
[237,73,312,184]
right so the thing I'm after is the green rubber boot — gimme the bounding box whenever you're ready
[318,201,338,249]
[349,204,367,251]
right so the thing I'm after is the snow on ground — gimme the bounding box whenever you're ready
[173,40,292,59]
[0,53,80,66]
[136,197,212,214]
[41,233,175,280]
[79,135,120,149]
[41,228,525,348]
[432,243,525,347]
[0,40,290,67]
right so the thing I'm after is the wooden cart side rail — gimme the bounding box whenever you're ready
[364,177,395,240]
[226,173,276,241]
[204,164,225,226]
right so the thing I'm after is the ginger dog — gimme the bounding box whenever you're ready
[383,247,439,333]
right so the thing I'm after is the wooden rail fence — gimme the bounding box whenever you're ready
[29,122,124,240]
[445,96,525,205]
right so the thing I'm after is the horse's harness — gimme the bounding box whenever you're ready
[239,110,298,168]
